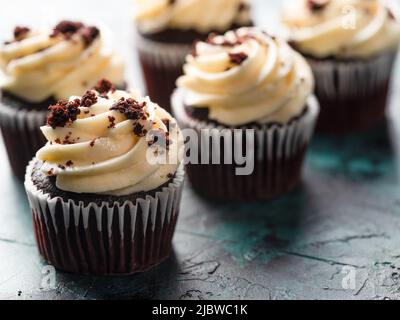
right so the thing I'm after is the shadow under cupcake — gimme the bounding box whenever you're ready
[0,21,126,179]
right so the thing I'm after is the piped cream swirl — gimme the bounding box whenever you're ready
[282,0,400,59]
[176,27,314,126]
[0,21,125,103]
[36,85,183,196]
[134,0,252,34]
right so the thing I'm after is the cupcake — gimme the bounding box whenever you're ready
[282,0,400,134]
[0,21,126,179]
[172,27,319,201]
[133,0,252,111]
[24,84,184,275]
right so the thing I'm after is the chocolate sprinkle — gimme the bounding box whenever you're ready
[47,99,81,129]
[94,79,116,95]
[133,123,146,137]
[80,26,100,46]
[50,21,100,47]
[66,160,74,167]
[110,98,147,122]
[229,52,248,65]
[81,90,98,108]
[51,21,84,38]
[107,116,116,129]
[307,0,330,12]
[14,26,30,40]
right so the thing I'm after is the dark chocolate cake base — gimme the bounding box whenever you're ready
[26,160,184,276]
[139,54,183,112]
[316,83,389,134]
[0,91,51,180]
[299,50,397,135]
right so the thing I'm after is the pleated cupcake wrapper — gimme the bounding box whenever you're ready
[136,33,192,69]
[171,90,319,200]
[24,160,185,276]
[136,33,192,110]
[0,102,47,179]
[308,50,398,100]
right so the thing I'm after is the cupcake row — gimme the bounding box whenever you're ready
[136,0,400,133]
[1,0,400,180]
[0,0,399,276]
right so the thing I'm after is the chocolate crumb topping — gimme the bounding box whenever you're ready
[307,0,330,12]
[14,26,30,41]
[108,116,116,129]
[50,21,100,47]
[80,26,100,46]
[66,160,74,167]
[81,90,98,108]
[94,79,116,95]
[229,52,248,65]
[47,99,81,129]
[89,139,96,147]
[58,165,66,170]
[47,168,54,176]
[110,98,147,121]
[51,21,84,38]
[133,123,146,137]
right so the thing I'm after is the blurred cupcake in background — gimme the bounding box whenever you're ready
[133,0,252,111]
[25,83,185,275]
[172,28,319,201]
[282,0,400,134]
[0,21,125,179]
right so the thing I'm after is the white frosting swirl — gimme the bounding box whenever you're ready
[176,27,314,126]
[282,0,400,58]
[36,87,183,196]
[134,0,251,34]
[0,22,125,103]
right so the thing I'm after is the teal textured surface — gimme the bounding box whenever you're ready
[1,0,400,300]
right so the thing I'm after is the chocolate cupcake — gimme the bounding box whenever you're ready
[0,21,126,179]
[282,0,400,134]
[133,0,252,111]
[24,85,184,275]
[172,28,319,201]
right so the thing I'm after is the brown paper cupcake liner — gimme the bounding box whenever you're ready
[136,34,191,111]
[172,90,319,201]
[0,102,47,180]
[25,161,185,276]
[307,50,398,134]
